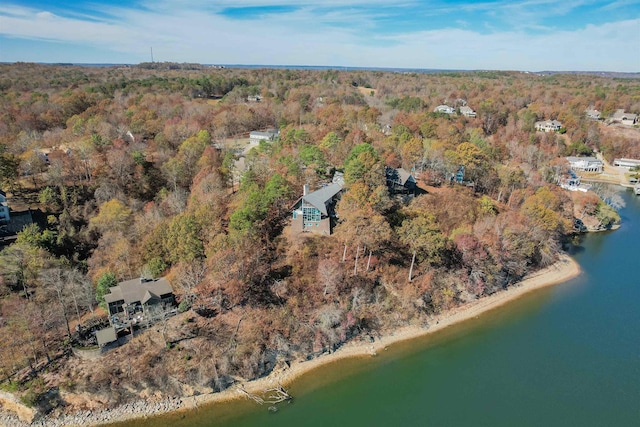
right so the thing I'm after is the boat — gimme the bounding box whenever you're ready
[634,184,640,195]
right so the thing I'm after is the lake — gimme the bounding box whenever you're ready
[127,187,640,427]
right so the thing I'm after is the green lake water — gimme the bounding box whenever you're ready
[125,188,640,427]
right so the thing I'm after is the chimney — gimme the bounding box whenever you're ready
[303,184,310,196]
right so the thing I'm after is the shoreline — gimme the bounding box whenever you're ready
[196,253,581,403]
[1,254,581,427]
[210,253,581,402]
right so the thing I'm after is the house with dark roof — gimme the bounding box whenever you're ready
[0,190,10,224]
[0,190,9,223]
[292,183,343,235]
[385,167,417,195]
[104,277,175,324]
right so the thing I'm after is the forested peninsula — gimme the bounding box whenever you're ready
[0,63,638,424]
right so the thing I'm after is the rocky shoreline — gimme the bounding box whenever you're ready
[1,396,184,427]
[1,254,581,427]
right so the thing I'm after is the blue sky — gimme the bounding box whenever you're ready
[0,0,638,71]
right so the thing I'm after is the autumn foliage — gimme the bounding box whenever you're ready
[0,63,636,410]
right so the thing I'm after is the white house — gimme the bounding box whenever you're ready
[611,109,638,126]
[459,106,476,118]
[613,158,640,169]
[249,129,279,145]
[535,120,563,132]
[566,156,603,173]
[585,109,601,120]
[434,105,455,115]
[0,189,9,223]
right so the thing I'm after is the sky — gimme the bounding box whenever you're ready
[0,0,639,71]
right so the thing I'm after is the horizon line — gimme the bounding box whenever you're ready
[1,62,639,75]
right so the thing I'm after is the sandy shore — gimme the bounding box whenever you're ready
[0,254,580,427]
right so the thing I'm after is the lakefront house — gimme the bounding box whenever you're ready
[566,156,603,173]
[291,183,343,235]
[0,189,9,223]
[104,277,175,325]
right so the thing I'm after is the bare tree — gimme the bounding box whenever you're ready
[39,268,72,340]
[65,268,94,320]
[176,261,207,308]
[317,259,341,300]
[591,183,626,210]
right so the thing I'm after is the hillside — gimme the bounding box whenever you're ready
[0,63,637,421]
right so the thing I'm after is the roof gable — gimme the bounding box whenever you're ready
[386,167,415,186]
[302,183,342,216]
[104,277,173,305]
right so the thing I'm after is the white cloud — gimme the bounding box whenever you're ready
[600,0,640,10]
[368,19,640,71]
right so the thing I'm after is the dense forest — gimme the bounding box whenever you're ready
[0,63,638,414]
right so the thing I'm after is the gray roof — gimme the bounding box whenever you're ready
[612,109,637,120]
[386,167,415,186]
[566,156,601,164]
[459,106,475,114]
[104,277,173,305]
[612,109,626,119]
[302,183,342,216]
[95,327,117,346]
